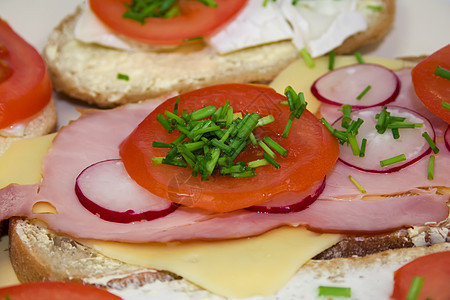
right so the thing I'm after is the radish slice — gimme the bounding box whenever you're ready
[445,125,450,152]
[246,178,325,214]
[75,159,178,223]
[311,63,400,108]
[334,106,434,173]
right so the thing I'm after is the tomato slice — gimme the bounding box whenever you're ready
[391,251,450,300]
[412,44,450,124]
[90,0,247,45]
[0,18,52,129]
[119,84,339,212]
[0,282,122,300]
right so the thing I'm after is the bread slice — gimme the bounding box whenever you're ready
[0,98,57,156]
[43,1,395,107]
[9,216,449,293]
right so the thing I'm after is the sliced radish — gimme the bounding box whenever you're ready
[246,178,325,214]
[311,63,400,108]
[75,159,178,223]
[334,106,434,173]
[445,125,450,152]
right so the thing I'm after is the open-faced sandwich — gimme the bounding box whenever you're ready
[0,18,56,156]
[0,43,449,299]
[43,0,395,107]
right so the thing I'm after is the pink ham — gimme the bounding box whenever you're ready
[0,87,448,242]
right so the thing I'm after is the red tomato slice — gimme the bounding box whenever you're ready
[0,18,52,129]
[391,251,450,300]
[0,282,122,300]
[90,0,247,45]
[412,44,450,124]
[119,84,339,212]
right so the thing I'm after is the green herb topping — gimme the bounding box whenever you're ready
[349,175,366,193]
[151,87,306,180]
[380,153,407,167]
[427,155,435,180]
[123,0,218,23]
[318,286,351,298]
[117,73,130,81]
[300,47,315,68]
[434,65,450,80]
[406,276,425,300]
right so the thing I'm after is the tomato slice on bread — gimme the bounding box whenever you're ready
[90,0,247,45]
[119,84,339,212]
[0,18,52,129]
[0,282,122,300]
[391,251,450,300]
[412,44,450,124]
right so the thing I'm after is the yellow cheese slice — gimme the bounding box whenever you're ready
[270,55,416,114]
[81,227,340,298]
[0,133,56,189]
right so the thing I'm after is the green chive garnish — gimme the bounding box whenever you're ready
[391,127,400,139]
[354,51,364,64]
[247,158,270,168]
[427,155,435,180]
[263,152,281,169]
[156,113,174,133]
[117,73,129,81]
[359,138,367,157]
[341,104,352,129]
[366,4,383,11]
[300,47,315,68]
[406,276,425,300]
[422,132,439,154]
[347,133,360,156]
[152,141,174,148]
[349,175,366,193]
[434,65,450,80]
[356,85,372,100]
[173,96,180,115]
[387,122,423,129]
[441,100,450,110]
[258,139,276,159]
[328,50,336,70]
[318,286,351,298]
[380,154,406,167]
[190,105,217,121]
[263,136,288,157]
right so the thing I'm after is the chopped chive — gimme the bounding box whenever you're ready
[173,96,180,115]
[175,123,191,136]
[256,115,275,127]
[282,114,295,139]
[359,138,367,157]
[441,100,450,110]
[318,286,351,298]
[151,157,164,165]
[152,141,174,148]
[300,47,315,68]
[231,170,256,178]
[171,133,186,145]
[346,118,364,135]
[183,36,204,42]
[406,276,425,300]
[263,152,281,169]
[366,4,383,11]
[285,85,299,111]
[258,140,276,159]
[225,106,233,127]
[341,104,352,129]
[387,122,423,129]
[279,100,289,105]
[210,138,233,154]
[230,140,248,160]
[347,133,360,156]
[164,110,185,125]
[190,105,217,121]
[427,155,435,180]
[162,158,188,168]
[247,158,270,168]
[354,51,364,64]
[356,85,372,100]
[434,65,450,80]
[249,132,258,146]
[391,128,400,139]
[220,123,236,143]
[220,164,245,175]
[184,141,205,152]
[156,113,174,133]
[237,113,260,140]
[117,73,129,81]
[349,175,366,193]
[380,154,406,167]
[205,148,221,176]
[219,100,230,120]
[422,132,439,154]
[263,136,288,157]
[328,50,336,70]
[375,107,389,134]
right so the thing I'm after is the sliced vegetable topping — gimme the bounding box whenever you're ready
[119,84,339,212]
[392,251,450,300]
[412,44,450,123]
[311,63,400,108]
[76,159,178,223]
[331,106,435,173]
[0,18,52,129]
[90,0,247,45]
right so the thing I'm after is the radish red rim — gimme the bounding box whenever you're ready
[75,159,179,223]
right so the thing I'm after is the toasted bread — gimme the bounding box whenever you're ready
[43,0,395,107]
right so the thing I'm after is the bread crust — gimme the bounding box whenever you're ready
[0,98,57,156]
[43,1,395,107]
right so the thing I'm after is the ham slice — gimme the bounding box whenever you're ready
[0,82,448,242]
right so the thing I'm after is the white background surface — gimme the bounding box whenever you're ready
[1,0,450,128]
